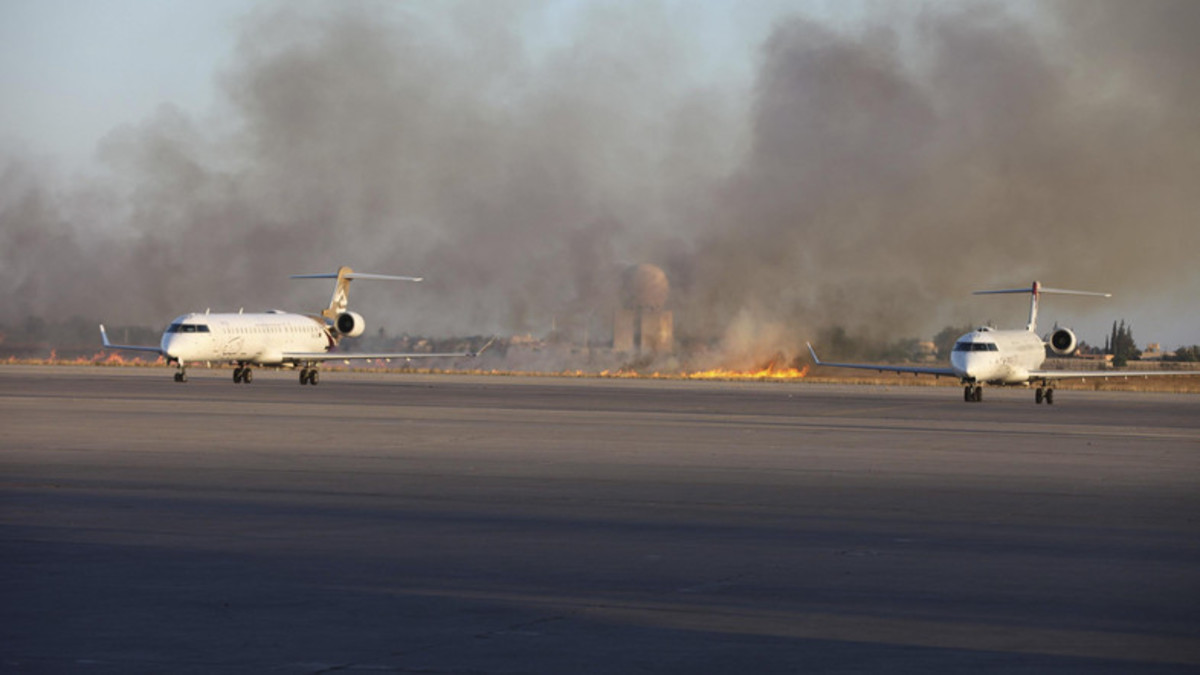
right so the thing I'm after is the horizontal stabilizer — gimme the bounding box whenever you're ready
[974,281,1110,332]
[974,287,1110,298]
[292,266,424,321]
[290,272,423,282]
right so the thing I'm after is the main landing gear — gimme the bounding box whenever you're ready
[233,365,254,384]
[963,382,1057,404]
[299,366,320,386]
[175,363,321,385]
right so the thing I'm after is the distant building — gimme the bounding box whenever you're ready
[1140,343,1175,361]
[613,264,674,354]
[915,341,937,361]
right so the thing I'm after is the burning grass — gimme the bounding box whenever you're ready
[4,350,164,367]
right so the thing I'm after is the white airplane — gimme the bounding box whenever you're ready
[100,266,484,385]
[807,281,1196,404]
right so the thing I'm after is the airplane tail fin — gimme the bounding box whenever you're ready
[974,281,1110,332]
[290,266,423,320]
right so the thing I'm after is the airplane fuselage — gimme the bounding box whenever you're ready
[161,311,330,366]
[949,327,1046,385]
[101,266,478,385]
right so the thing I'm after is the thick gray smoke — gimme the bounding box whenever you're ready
[2,1,1197,365]
[682,1,1200,354]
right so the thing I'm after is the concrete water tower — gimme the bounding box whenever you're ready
[613,263,673,354]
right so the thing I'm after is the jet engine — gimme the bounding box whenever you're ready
[335,311,367,338]
[1046,327,1077,356]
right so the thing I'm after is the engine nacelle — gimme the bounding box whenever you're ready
[1046,327,1077,356]
[335,311,366,338]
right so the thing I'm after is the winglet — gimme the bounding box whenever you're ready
[469,337,497,358]
[806,342,823,366]
[99,324,111,348]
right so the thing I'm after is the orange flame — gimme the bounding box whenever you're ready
[593,357,810,381]
[30,350,166,366]
[680,363,810,380]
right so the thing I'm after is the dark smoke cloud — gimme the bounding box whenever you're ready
[1,1,1197,365]
[683,1,1200,355]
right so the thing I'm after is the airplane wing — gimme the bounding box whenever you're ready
[807,343,959,378]
[283,352,475,362]
[99,325,164,354]
[1028,368,1200,381]
[284,337,496,362]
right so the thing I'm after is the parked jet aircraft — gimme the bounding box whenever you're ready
[807,281,1196,404]
[100,266,483,385]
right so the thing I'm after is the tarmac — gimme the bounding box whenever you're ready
[2,365,1198,673]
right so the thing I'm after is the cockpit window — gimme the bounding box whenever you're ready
[167,323,210,333]
[953,341,998,352]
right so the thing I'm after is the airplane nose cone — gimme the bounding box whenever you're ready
[952,352,982,380]
[161,336,181,361]
[961,353,1002,382]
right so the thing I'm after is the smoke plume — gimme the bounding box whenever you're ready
[2,1,1197,365]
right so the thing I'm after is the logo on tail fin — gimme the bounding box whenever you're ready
[324,266,354,320]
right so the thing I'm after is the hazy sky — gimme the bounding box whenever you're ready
[1,0,1197,354]
[0,0,777,168]
[0,0,238,164]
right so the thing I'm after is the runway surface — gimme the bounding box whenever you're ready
[2,365,1198,673]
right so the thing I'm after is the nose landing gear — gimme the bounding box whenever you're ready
[963,384,983,402]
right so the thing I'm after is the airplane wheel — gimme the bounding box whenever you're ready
[242,368,253,384]
[174,372,184,383]
[233,367,243,384]
[964,386,972,402]
[309,370,319,385]
[299,368,309,385]
[974,387,983,402]
[1045,389,1054,405]
[1035,388,1044,404]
